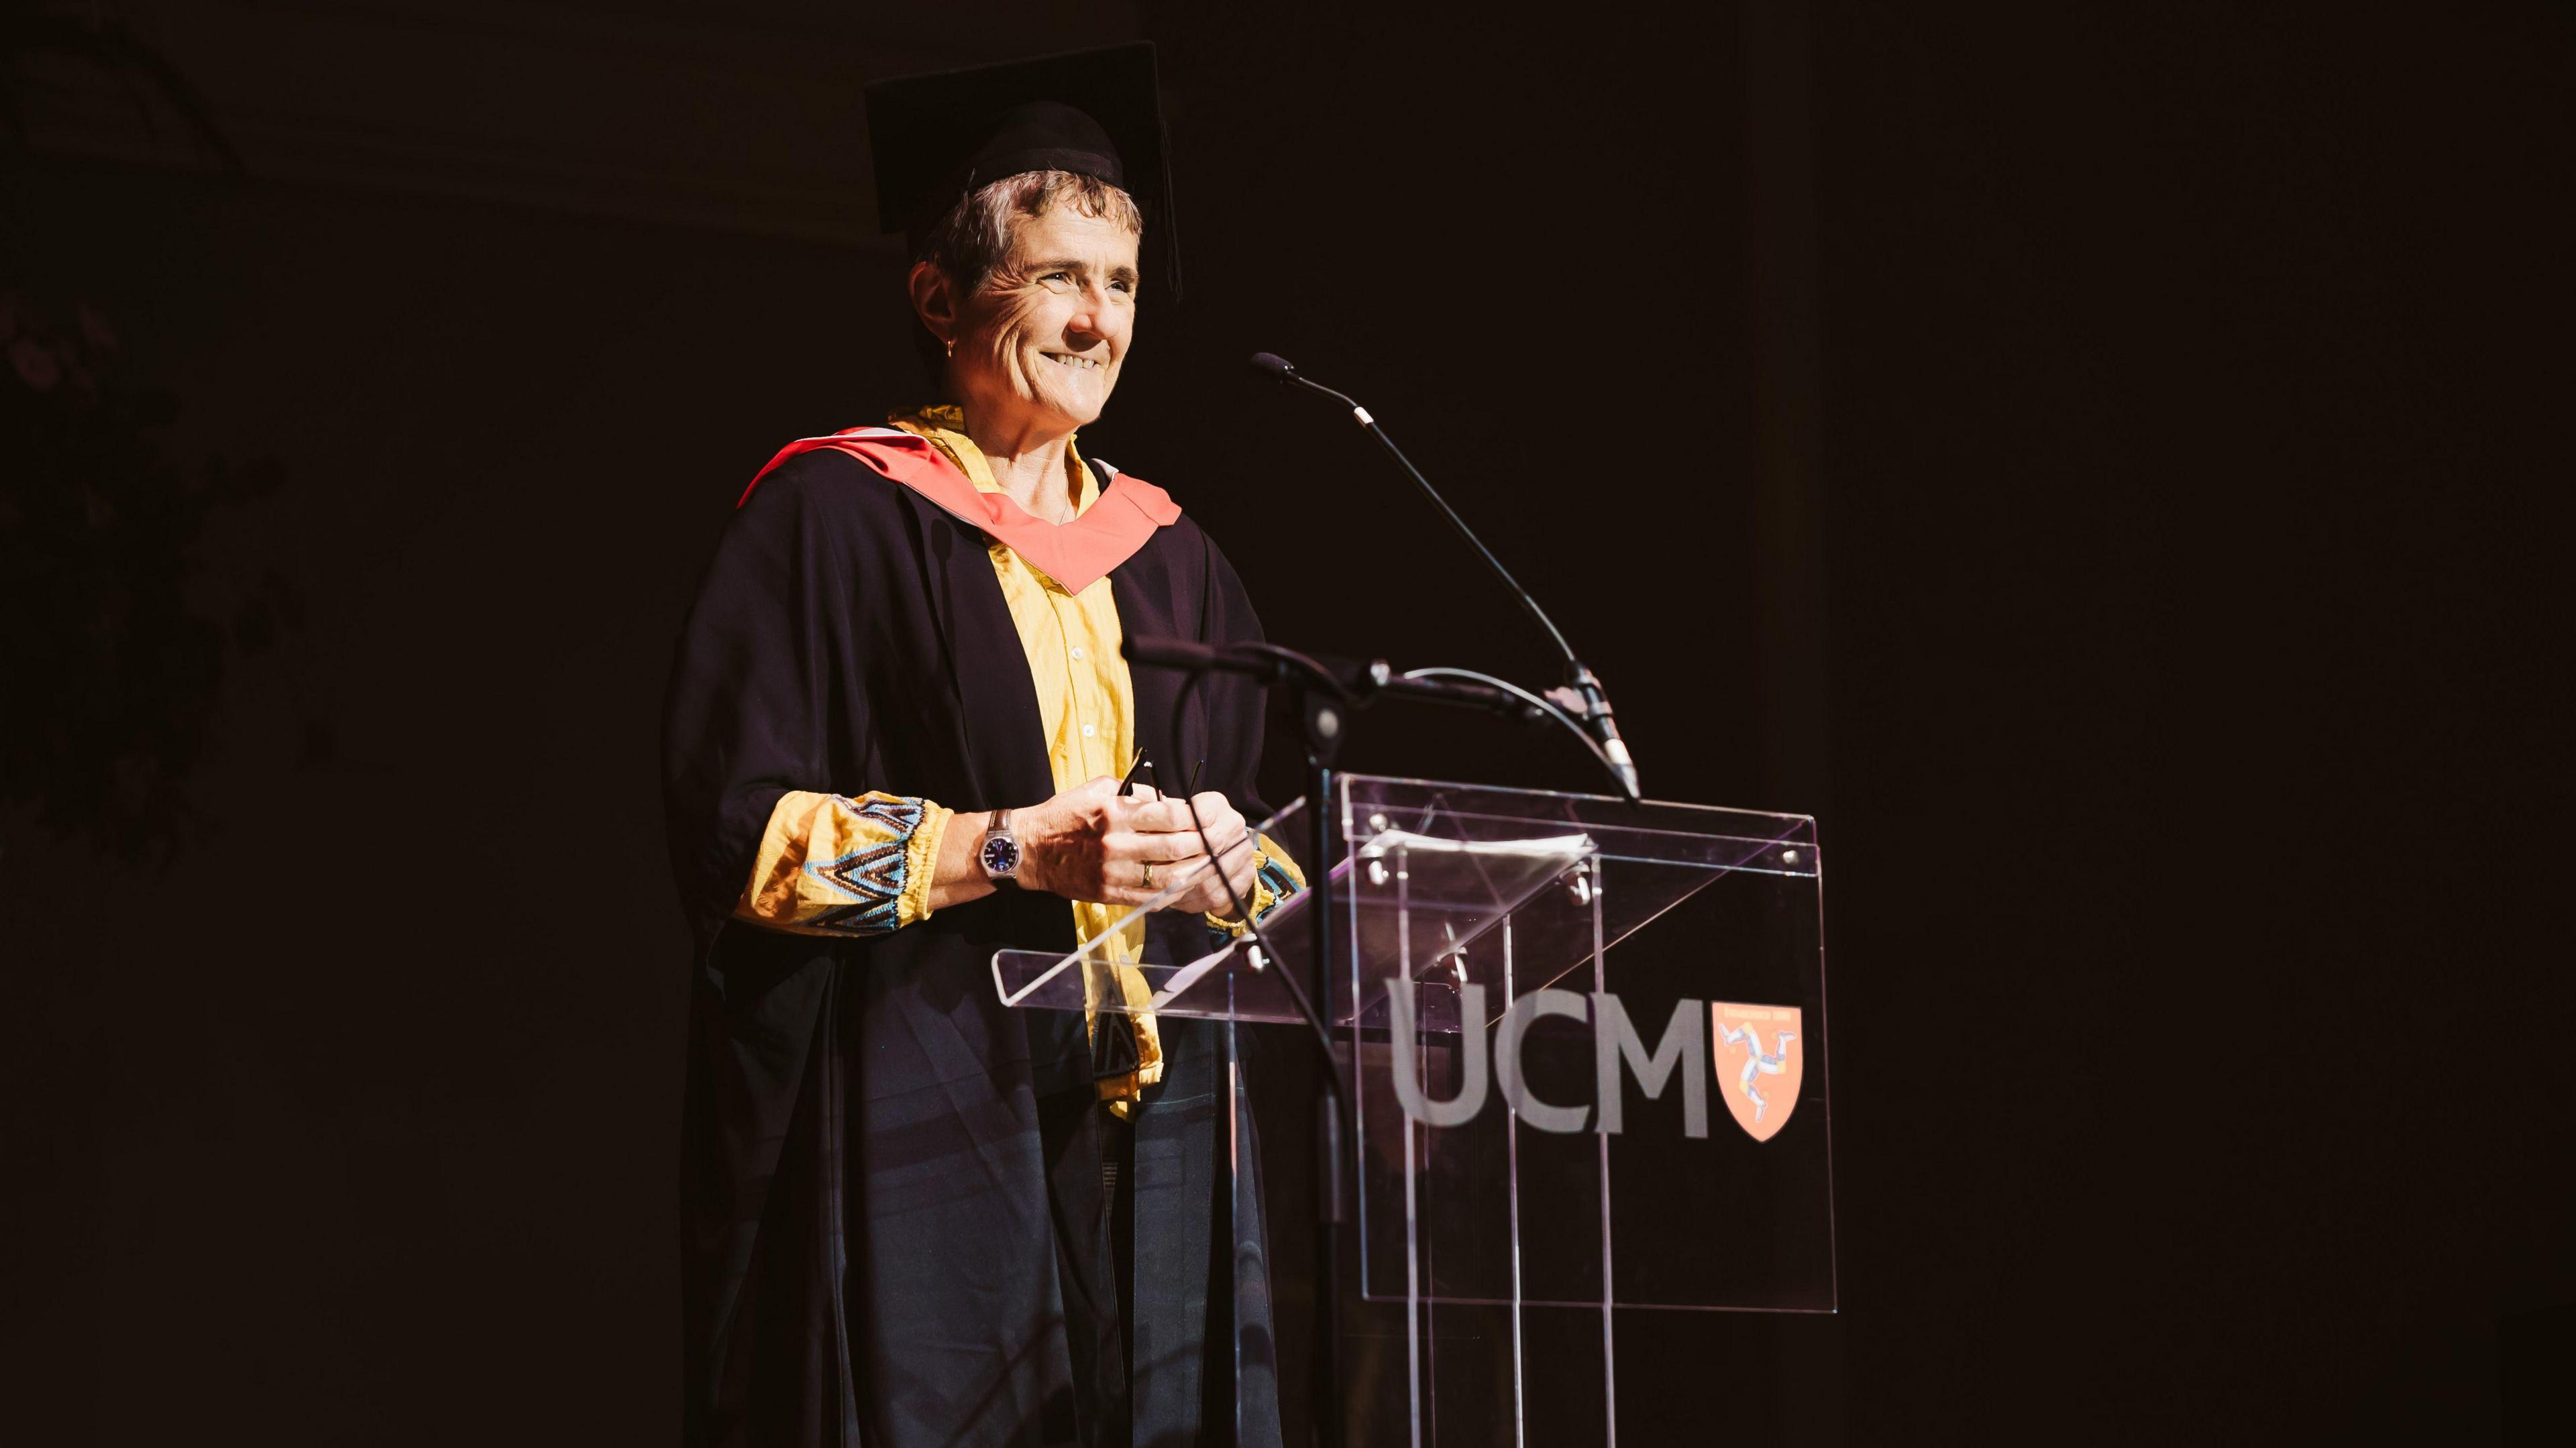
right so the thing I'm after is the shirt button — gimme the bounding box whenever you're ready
[1081,723,1097,738]
[1069,647,1086,661]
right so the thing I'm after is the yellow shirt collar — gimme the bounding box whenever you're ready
[890,404,1099,518]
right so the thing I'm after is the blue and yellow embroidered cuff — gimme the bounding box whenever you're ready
[1206,832,1307,936]
[735,791,953,937]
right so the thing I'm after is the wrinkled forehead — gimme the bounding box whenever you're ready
[1003,201,1143,272]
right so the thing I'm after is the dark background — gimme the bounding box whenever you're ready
[4,1,2567,1442]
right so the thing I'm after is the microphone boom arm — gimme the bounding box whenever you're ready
[1249,352,1642,799]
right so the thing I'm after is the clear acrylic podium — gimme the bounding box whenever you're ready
[996,775,1832,1445]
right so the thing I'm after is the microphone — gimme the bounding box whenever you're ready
[1248,351,1642,800]
[1248,351,1373,425]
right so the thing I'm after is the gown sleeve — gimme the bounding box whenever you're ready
[663,455,945,949]
[1184,524,1307,934]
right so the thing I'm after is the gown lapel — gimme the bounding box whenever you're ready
[1112,531,1206,787]
[901,489,1057,814]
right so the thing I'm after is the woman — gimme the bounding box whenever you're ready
[661,47,1293,1448]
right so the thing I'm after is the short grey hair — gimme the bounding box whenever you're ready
[918,169,1145,297]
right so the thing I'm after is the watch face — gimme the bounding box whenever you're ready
[980,833,1021,877]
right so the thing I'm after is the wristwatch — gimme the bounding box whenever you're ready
[978,809,1022,883]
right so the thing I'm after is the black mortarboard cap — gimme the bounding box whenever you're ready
[865,43,1179,300]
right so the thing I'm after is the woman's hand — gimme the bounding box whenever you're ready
[1157,789,1263,917]
[1015,777,1262,915]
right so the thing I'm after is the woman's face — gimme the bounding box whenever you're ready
[941,203,1140,435]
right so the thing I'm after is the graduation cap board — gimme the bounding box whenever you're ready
[865,42,1180,300]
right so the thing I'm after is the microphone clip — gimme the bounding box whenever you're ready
[1548,664,1642,802]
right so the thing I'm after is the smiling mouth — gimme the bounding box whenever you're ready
[1042,353,1104,372]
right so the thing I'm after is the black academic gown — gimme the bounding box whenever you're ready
[662,447,1283,1448]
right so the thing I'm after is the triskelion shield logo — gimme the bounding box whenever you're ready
[1711,1002,1804,1142]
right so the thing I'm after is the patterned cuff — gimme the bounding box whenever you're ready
[735,791,949,938]
[1205,832,1306,936]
